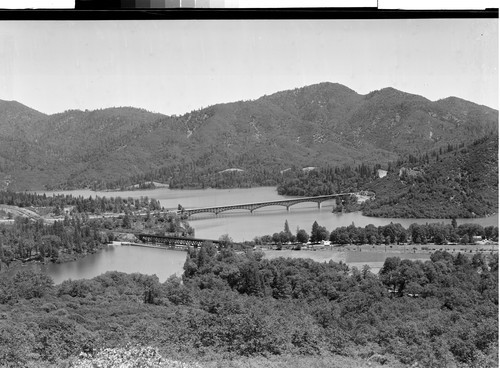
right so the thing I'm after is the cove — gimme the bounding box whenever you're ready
[23,244,186,284]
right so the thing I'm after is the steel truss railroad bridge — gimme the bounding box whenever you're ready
[178,192,364,218]
[136,233,221,248]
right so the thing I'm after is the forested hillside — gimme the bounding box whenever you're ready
[0,248,497,367]
[277,164,377,197]
[0,189,201,271]
[0,82,496,190]
[362,135,499,218]
[275,135,499,218]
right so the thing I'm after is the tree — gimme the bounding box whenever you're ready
[122,213,131,229]
[433,227,447,245]
[379,257,401,290]
[361,264,372,279]
[218,234,233,248]
[484,226,498,241]
[240,261,263,296]
[143,277,161,304]
[195,242,217,270]
[311,221,320,243]
[296,229,309,244]
[284,220,292,237]
[460,234,470,245]
[11,269,54,299]
[279,231,291,244]
[311,221,329,243]
[316,226,330,242]
[272,271,292,299]
[338,233,350,245]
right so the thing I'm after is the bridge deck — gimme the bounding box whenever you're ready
[178,192,368,217]
[183,193,354,211]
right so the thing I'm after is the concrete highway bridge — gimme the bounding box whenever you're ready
[178,192,365,218]
[136,233,221,248]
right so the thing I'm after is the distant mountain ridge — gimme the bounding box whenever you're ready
[0,82,497,190]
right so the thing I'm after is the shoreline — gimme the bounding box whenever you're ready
[0,242,108,277]
[1,238,497,281]
[24,186,498,222]
[260,241,498,254]
[361,212,498,220]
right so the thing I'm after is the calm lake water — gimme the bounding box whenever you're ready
[25,244,187,284]
[36,187,498,282]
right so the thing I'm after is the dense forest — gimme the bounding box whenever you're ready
[0,211,193,268]
[80,162,375,192]
[0,190,162,215]
[99,164,283,191]
[276,135,498,219]
[0,216,109,266]
[0,247,497,367]
[362,135,498,218]
[276,164,376,197]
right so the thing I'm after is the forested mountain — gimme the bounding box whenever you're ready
[0,100,50,188]
[0,99,46,140]
[363,135,499,218]
[0,82,497,190]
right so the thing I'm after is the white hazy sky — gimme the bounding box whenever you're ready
[0,19,497,115]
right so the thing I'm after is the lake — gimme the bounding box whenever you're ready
[23,244,187,284]
[40,186,498,242]
[36,186,498,282]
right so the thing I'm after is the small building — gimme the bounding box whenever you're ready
[377,169,388,178]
